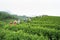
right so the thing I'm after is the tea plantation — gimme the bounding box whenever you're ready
[0,16,60,40]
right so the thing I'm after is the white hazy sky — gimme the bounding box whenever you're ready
[0,0,60,17]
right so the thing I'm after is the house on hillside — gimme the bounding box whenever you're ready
[24,17,31,22]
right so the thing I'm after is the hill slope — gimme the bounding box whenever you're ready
[0,15,60,40]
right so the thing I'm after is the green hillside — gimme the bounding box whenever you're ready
[0,14,60,40]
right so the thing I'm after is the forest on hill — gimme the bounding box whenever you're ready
[0,11,27,21]
[0,11,60,40]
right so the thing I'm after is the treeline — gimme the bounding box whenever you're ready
[0,11,28,21]
[0,11,18,21]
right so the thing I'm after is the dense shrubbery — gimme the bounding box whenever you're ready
[0,29,48,40]
[0,16,60,40]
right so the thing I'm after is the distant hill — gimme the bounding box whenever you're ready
[0,11,27,21]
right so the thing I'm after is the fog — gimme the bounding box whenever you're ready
[0,0,60,17]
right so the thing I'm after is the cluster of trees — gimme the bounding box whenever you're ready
[0,11,32,25]
[0,11,28,22]
[0,11,13,20]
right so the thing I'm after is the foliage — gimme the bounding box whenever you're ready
[0,14,60,40]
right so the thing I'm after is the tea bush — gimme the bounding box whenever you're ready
[0,16,60,40]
